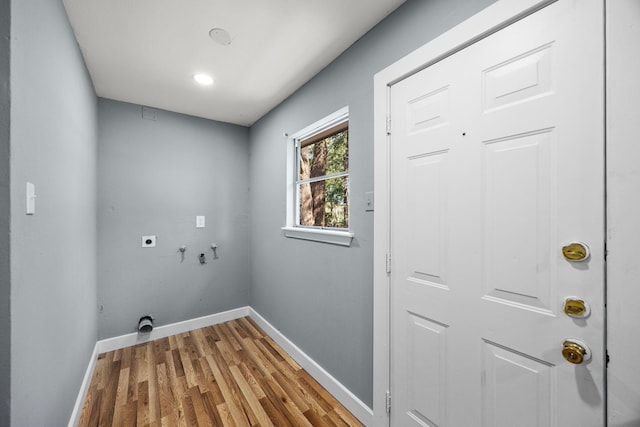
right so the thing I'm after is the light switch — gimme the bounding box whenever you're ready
[196,216,205,228]
[26,182,36,215]
[365,191,374,212]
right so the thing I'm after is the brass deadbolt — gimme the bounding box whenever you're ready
[563,297,590,318]
[562,242,590,262]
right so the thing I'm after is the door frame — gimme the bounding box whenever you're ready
[604,1,640,424]
[373,1,580,425]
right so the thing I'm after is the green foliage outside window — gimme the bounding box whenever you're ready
[298,129,349,228]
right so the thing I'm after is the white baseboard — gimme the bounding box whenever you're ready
[249,308,374,426]
[67,343,99,427]
[96,306,250,353]
[70,305,373,426]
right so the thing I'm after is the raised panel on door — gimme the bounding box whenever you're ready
[406,151,449,290]
[405,313,449,427]
[481,340,554,427]
[481,130,554,313]
[482,43,554,114]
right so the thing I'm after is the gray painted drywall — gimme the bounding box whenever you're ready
[249,0,496,407]
[0,1,10,424]
[10,0,98,425]
[97,99,250,339]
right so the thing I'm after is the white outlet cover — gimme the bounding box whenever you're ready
[196,216,205,228]
[142,235,156,247]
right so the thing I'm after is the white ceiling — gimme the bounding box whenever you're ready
[63,0,406,126]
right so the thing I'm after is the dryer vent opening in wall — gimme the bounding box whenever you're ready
[138,315,153,333]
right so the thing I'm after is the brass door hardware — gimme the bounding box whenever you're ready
[562,339,591,365]
[563,297,591,318]
[562,242,590,262]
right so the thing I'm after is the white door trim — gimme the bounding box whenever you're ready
[373,1,558,425]
[605,1,640,424]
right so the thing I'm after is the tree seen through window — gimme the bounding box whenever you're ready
[297,127,349,228]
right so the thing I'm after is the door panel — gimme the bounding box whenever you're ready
[407,314,448,427]
[406,152,449,288]
[482,43,553,113]
[481,340,554,427]
[390,1,605,426]
[482,130,554,313]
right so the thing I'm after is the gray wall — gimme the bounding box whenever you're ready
[9,0,98,425]
[97,99,250,339]
[0,1,10,424]
[249,0,495,407]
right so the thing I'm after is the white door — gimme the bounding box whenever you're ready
[389,1,605,426]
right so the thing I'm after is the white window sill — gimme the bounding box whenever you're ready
[281,226,354,247]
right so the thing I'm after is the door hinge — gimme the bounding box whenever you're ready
[386,116,392,135]
[386,253,392,274]
[385,390,391,413]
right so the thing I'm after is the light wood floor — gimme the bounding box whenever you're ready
[78,317,364,427]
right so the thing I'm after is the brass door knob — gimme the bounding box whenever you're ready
[562,339,591,365]
[562,242,590,262]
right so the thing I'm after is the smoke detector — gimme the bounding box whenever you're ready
[209,28,232,46]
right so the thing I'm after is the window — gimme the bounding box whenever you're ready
[298,122,349,228]
[283,107,354,246]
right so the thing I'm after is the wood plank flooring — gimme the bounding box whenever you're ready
[78,317,364,427]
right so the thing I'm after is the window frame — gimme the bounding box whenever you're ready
[282,106,354,246]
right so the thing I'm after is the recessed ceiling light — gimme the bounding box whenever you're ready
[209,28,232,46]
[193,73,214,86]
